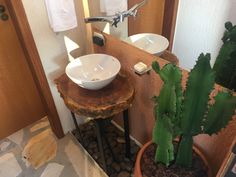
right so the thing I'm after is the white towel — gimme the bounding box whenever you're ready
[44,0,78,32]
[100,0,128,16]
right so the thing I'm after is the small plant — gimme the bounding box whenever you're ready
[213,21,236,90]
[152,53,236,168]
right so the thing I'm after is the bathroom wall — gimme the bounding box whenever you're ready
[89,0,128,39]
[21,0,87,133]
[173,0,236,70]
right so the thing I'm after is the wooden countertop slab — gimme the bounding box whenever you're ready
[55,73,135,119]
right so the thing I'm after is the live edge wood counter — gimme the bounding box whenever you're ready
[55,73,135,119]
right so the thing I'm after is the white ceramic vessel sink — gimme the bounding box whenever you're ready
[124,33,169,56]
[66,54,121,90]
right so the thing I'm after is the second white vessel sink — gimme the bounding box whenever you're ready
[124,33,169,56]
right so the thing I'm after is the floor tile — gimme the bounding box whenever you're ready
[7,129,24,147]
[0,153,22,177]
[0,141,11,151]
[40,163,64,177]
[30,121,50,133]
[65,140,107,177]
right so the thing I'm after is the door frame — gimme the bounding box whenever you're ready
[162,0,179,51]
[5,0,64,138]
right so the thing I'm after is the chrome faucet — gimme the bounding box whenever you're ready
[84,0,147,27]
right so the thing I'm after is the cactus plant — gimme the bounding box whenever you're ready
[213,21,236,91]
[152,53,236,168]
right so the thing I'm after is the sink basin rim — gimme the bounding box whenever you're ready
[65,53,121,90]
[124,33,169,55]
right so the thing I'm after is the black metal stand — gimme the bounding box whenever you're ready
[94,120,107,172]
[98,119,117,162]
[71,112,84,144]
[123,109,131,158]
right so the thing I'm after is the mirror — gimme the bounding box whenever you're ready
[88,0,234,63]
[87,0,236,90]
[87,0,177,58]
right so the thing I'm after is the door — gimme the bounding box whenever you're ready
[128,0,165,35]
[0,0,46,139]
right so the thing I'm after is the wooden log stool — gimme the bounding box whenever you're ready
[55,73,135,171]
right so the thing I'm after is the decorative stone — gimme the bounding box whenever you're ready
[120,162,126,170]
[106,157,113,165]
[93,152,99,160]
[121,162,133,172]
[110,141,117,148]
[124,157,131,163]
[117,137,125,144]
[88,142,97,149]
[131,145,139,154]
[110,173,118,177]
[112,162,121,172]
[117,171,130,177]
[124,163,133,172]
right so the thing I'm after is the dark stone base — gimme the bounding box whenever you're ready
[72,120,140,177]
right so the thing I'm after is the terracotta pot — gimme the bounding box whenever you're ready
[134,141,212,177]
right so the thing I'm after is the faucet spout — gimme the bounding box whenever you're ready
[84,0,147,27]
[84,16,114,24]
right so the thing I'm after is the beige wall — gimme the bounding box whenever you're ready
[173,0,236,70]
[22,0,87,133]
[21,0,128,134]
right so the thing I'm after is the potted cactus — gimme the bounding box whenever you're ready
[213,21,236,91]
[134,53,236,177]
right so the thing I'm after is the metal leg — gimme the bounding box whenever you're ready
[123,109,131,158]
[95,120,107,172]
[100,119,117,162]
[71,111,80,130]
[71,112,84,144]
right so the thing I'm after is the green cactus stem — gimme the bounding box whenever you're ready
[213,21,236,90]
[175,135,193,167]
[175,53,215,167]
[152,61,182,166]
[204,92,236,135]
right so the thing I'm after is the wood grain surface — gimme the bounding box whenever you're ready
[128,0,165,36]
[0,0,46,139]
[55,74,135,119]
[162,0,179,51]
[160,50,179,65]
[22,129,57,169]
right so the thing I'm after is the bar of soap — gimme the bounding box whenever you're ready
[134,62,148,74]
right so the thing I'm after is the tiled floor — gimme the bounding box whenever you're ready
[0,117,107,177]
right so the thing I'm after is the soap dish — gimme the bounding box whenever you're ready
[134,62,151,75]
